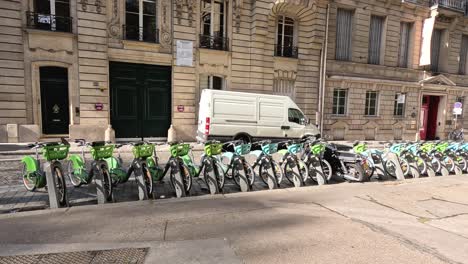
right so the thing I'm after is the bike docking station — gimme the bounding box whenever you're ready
[371,158,389,181]
[93,160,113,204]
[43,161,69,209]
[386,153,405,181]
[132,160,150,201]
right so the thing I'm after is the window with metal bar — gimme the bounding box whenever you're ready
[332,89,347,115]
[27,0,71,32]
[125,0,158,43]
[365,91,378,116]
[398,22,413,68]
[335,9,353,61]
[368,15,385,65]
[459,35,468,75]
[200,0,228,50]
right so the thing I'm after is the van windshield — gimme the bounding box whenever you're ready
[288,108,306,124]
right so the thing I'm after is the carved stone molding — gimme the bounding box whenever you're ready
[233,0,242,33]
[175,0,196,26]
[160,0,172,49]
[108,0,120,39]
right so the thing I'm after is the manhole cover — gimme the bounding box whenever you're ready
[0,247,148,264]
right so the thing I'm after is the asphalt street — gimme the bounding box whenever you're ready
[1,176,468,263]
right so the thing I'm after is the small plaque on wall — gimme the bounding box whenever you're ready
[95,103,103,111]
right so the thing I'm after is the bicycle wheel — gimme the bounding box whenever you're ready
[170,165,187,198]
[443,156,456,172]
[415,156,427,175]
[214,160,225,191]
[298,159,309,183]
[399,158,410,176]
[431,158,442,173]
[259,162,277,190]
[456,156,467,171]
[101,167,113,202]
[232,161,249,192]
[220,156,233,179]
[321,159,333,181]
[204,162,220,195]
[142,165,154,199]
[22,164,37,191]
[244,162,256,187]
[283,160,303,187]
[347,163,366,182]
[66,160,83,188]
[272,160,283,186]
[54,166,67,206]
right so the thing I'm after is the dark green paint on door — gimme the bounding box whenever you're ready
[110,62,172,138]
[40,67,70,135]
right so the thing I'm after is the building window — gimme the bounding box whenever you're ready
[398,22,412,68]
[288,108,306,124]
[459,35,468,75]
[273,78,295,99]
[368,15,385,65]
[125,0,158,43]
[200,0,228,51]
[26,0,71,32]
[335,9,353,61]
[275,16,297,58]
[365,91,378,116]
[200,75,224,90]
[431,28,443,72]
[332,89,347,115]
[394,93,406,117]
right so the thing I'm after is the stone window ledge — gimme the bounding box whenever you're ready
[25,28,75,38]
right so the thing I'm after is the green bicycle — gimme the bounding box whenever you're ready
[67,139,127,187]
[125,141,156,200]
[162,142,193,198]
[21,141,69,206]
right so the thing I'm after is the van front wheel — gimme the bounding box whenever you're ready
[234,134,251,144]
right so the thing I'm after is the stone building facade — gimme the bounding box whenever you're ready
[0,0,467,142]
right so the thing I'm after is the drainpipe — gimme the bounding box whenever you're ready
[319,4,330,136]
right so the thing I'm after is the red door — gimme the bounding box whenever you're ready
[420,96,429,140]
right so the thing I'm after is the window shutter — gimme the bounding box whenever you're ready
[398,22,411,68]
[431,29,442,72]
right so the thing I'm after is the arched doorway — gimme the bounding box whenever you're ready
[39,66,70,135]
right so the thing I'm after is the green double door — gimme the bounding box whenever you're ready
[110,62,171,139]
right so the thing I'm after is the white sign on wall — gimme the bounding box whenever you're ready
[176,40,193,67]
[454,102,463,115]
[397,94,406,104]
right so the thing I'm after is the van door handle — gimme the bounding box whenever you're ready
[281,126,290,130]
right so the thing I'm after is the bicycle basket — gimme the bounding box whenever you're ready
[90,144,115,160]
[204,143,223,156]
[42,144,70,161]
[353,143,367,154]
[310,143,325,155]
[261,143,278,155]
[170,143,190,157]
[234,143,251,155]
[132,143,154,159]
[287,143,303,154]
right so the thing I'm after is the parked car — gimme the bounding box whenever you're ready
[196,89,320,143]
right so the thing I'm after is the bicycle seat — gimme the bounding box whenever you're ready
[74,139,87,146]
[115,144,124,149]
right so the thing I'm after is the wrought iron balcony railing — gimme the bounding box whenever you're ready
[26,12,72,33]
[275,45,299,58]
[430,0,467,12]
[123,25,159,43]
[199,34,229,51]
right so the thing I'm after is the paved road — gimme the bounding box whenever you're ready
[1,176,468,263]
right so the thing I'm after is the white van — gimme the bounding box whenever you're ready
[196,89,320,143]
